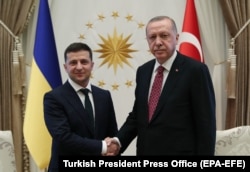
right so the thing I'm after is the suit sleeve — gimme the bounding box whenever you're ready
[43,92,103,155]
[191,63,216,155]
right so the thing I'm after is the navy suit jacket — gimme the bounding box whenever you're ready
[117,52,216,155]
[44,81,118,170]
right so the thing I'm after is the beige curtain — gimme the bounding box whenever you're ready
[0,0,35,172]
[219,0,250,128]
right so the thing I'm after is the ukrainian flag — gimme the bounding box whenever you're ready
[23,0,62,169]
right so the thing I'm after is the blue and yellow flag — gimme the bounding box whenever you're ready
[23,0,62,169]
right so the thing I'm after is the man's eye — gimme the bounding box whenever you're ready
[161,34,169,39]
[149,36,156,40]
[80,60,89,65]
[70,61,77,65]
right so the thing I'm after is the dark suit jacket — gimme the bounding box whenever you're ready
[117,51,216,155]
[44,81,118,171]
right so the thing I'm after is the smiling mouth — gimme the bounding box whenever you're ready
[75,73,84,76]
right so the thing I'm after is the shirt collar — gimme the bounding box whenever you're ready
[68,78,92,92]
[154,50,177,72]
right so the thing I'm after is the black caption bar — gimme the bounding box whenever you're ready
[59,156,250,171]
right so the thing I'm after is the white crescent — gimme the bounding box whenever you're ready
[177,32,203,62]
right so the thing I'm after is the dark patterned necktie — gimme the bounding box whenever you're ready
[80,89,94,129]
[148,66,165,121]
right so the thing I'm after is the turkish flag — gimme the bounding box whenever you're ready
[178,0,204,62]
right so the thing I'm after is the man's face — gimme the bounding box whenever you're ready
[64,50,94,87]
[146,19,179,63]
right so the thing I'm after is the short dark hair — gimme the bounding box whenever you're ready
[64,42,93,62]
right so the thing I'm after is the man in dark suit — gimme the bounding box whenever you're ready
[108,16,216,155]
[44,42,119,171]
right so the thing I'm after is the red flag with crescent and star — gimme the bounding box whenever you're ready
[178,0,204,63]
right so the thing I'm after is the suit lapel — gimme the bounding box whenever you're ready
[142,61,155,124]
[63,82,95,136]
[151,54,185,121]
[90,86,100,137]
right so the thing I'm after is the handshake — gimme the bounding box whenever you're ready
[103,137,121,156]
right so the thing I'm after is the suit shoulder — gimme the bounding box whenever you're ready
[91,85,110,94]
[44,83,67,96]
[137,59,155,71]
[178,52,207,68]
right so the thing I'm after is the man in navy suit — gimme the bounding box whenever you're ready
[44,42,119,171]
[108,16,216,156]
